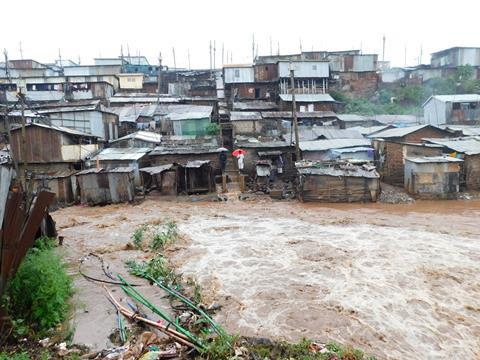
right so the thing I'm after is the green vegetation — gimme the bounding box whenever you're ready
[0,352,30,360]
[131,224,147,249]
[199,334,239,359]
[126,255,181,286]
[149,221,179,251]
[205,123,221,136]
[332,65,480,116]
[3,237,72,337]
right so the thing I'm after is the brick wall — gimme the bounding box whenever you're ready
[403,127,451,143]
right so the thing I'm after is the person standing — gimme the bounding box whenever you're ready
[237,153,245,172]
[219,151,227,174]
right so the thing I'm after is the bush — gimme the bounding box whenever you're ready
[205,123,220,136]
[5,239,72,335]
[0,352,30,360]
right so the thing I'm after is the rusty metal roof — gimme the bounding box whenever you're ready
[297,165,379,178]
[139,164,174,175]
[405,156,463,163]
[93,147,150,161]
[76,168,104,175]
[299,138,371,151]
[185,160,210,168]
[279,94,335,103]
[423,137,480,155]
[108,167,135,173]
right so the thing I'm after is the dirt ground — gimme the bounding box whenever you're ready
[53,195,480,359]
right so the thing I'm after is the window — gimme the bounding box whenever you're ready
[234,69,240,77]
[0,84,17,91]
[265,66,268,71]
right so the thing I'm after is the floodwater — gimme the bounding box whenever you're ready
[53,197,480,358]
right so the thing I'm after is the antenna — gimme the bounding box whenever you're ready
[4,49,10,81]
[419,44,423,65]
[213,40,216,69]
[209,41,212,70]
[19,42,23,60]
[78,55,81,65]
[172,47,176,70]
[404,44,407,67]
[188,49,191,70]
[222,43,224,66]
[382,35,386,62]
[299,38,302,53]
[270,36,273,56]
[252,33,255,62]
[127,44,131,59]
[277,41,280,55]
[58,48,62,67]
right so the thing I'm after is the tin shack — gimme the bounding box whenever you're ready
[297,163,380,202]
[404,156,462,199]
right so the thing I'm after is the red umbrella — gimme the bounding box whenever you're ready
[232,149,246,157]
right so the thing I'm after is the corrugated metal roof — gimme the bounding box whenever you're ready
[279,94,335,103]
[337,114,368,122]
[348,125,392,136]
[93,147,150,161]
[236,138,291,148]
[313,128,364,139]
[230,111,262,121]
[299,138,371,151]
[139,164,174,175]
[261,111,337,119]
[11,122,98,138]
[109,96,180,104]
[369,124,431,138]
[233,101,278,111]
[442,125,480,136]
[108,167,135,173]
[405,156,463,163]
[297,166,379,178]
[111,131,162,144]
[185,160,210,168]
[423,137,480,155]
[332,147,373,154]
[156,104,212,121]
[111,104,158,123]
[76,168,104,175]
[429,94,480,103]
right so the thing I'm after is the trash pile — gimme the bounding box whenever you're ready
[378,183,415,204]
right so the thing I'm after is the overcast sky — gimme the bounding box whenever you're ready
[2,0,479,69]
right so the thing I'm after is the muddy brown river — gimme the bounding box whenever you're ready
[53,196,480,359]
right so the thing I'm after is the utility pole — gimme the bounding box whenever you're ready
[382,35,386,62]
[19,42,23,59]
[277,41,280,56]
[188,49,191,70]
[404,45,407,67]
[419,44,423,65]
[18,91,28,189]
[270,36,273,56]
[3,99,19,185]
[157,52,162,95]
[289,63,300,161]
[299,38,303,53]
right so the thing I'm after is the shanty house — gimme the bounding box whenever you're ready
[430,47,480,67]
[278,94,336,112]
[234,137,295,177]
[423,94,480,125]
[404,156,462,199]
[140,164,177,195]
[149,136,221,172]
[87,148,151,185]
[297,163,380,202]
[278,61,330,95]
[75,167,135,205]
[422,137,480,190]
[10,123,98,175]
[370,125,452,185]
[156,105,213,136]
